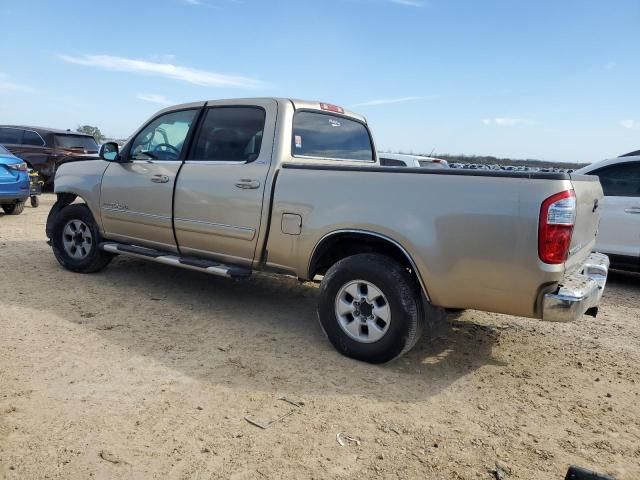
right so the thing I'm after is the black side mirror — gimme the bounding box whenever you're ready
[99,142,121,162]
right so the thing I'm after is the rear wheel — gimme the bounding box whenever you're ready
[2,200,26,215]
[51,204,113,273]
[30,196,39,208]
[317,253,424,363]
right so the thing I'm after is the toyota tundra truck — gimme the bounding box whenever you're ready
[45,98,609,363]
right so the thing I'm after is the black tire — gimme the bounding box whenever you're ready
[2,200,26,215]
[51,203,113,273]
[317,253,424,364]
[30,196,39,208]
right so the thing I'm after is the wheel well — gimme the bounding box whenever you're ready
[309,232,426,295]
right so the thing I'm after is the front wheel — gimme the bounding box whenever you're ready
[30,196,39,208]
[51,204,113,273]
[2,200,26,215]
[317,253,424,363]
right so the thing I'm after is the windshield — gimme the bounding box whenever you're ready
[54,134,98,151]
[0,144,10,155]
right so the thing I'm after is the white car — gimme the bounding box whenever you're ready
[576,152,640,272]
[378,152,449,169]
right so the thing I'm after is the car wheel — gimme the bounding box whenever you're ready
[51,204,113,273]
[317,253,424,363]
[2,200,26,215]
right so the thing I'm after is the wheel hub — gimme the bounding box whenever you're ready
[62,219,93,260]
[334,280,391,343]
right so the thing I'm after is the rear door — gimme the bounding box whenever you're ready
[100,107,201,252]
[173,99,277,266]
[588,161,640,266]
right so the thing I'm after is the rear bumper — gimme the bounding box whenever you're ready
[542,252,609,322]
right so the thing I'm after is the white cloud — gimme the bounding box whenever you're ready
[58,54,263,89]
[0,73,34,93]
[604,61,617,70]
[352,96,427,107]
[136,93,173,105]
[482,117,534,127]
[391,0,426,6]
[620,119,640,130]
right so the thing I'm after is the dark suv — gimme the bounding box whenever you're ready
[0,126,98,186]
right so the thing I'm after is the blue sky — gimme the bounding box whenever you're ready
[1,0,639,163]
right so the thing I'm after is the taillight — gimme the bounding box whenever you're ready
[539,190,576,264]
[8,162,28,172]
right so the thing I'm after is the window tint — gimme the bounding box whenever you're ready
[23,130,45,146]
[292,112,373,161]
[130,109,197,161]
[591,162,640,197]
[0,128,23,145]
[54,134,98,151]
[380,157,407,167]
[190,107,265,162]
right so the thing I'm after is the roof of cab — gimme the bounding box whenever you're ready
[153,98,367,123]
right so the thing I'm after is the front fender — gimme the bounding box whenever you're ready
[53,160,110,234]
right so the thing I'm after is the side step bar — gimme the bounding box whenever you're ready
[100,242,251,279]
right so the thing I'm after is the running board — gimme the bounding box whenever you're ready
[99,242,251,279]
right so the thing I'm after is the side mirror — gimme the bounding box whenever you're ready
[99,142,121,162]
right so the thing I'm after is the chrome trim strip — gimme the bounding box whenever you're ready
[308,229,430,301]
[291,155,375,164]
[102,208,171,220]
[174,217,256,241]
[130,160,181,164]
[183,160,248,165]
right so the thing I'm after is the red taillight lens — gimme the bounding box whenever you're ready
[320,103,344,114]
[8,162,28,172]
[539,190,576,264]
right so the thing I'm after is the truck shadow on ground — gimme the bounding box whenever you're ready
[6,241,517,401]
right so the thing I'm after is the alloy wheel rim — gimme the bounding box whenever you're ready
[62,219,93,260]
[334,279,391,343]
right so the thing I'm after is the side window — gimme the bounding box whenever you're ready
[380,157,407,167]
[0,127,23,145]
[23,130,44,146]
[129,109,197,161]
[292,111,373,161]
[592,162,640,197]
[190,107,266,162]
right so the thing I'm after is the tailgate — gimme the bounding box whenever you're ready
[565,173,603,273]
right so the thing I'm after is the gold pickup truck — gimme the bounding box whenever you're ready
[46,98,609,363]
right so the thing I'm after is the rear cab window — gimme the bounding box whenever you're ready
[292,111,373,162]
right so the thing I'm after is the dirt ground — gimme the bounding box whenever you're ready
[1,194,638,480]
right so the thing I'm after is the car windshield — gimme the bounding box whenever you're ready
[54,134,98,151]
[0,144,10,155]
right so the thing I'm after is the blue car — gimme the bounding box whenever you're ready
[0,144,29,215]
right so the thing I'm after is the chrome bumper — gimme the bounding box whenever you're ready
[542,252,609,322]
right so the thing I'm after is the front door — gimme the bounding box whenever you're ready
[173,100,277,266]
[591,161,640,267]
[100,107,201,252]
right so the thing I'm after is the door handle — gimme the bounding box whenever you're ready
[235,179,260,189]
[624,207,640,214]
[151,175,170,184]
